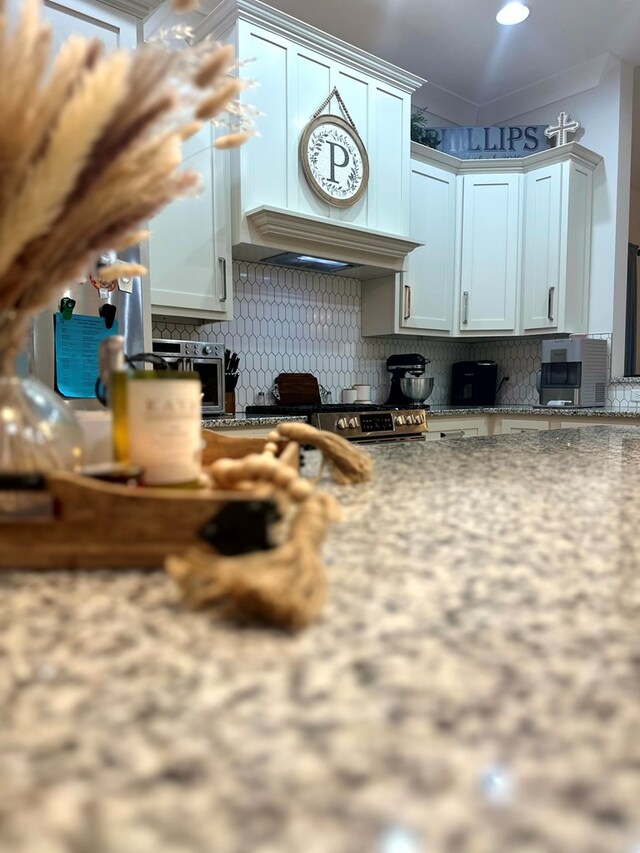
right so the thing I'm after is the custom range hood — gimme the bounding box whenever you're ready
[199,0,426,278]
[232,206,423,279]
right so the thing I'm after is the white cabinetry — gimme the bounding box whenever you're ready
[360,154,457,337]
[402,160,457,332]
[522,159,593,333]
[459,173,520,332]
[362,143,601,339]
[148,125,232,321]
[197,0,424,270]
[42,0,138,51]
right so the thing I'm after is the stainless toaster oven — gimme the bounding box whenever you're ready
[151,339,224,416]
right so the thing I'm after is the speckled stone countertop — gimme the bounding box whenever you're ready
[3,427,640,852]
[427,404,640,418]
[202,414,307,429]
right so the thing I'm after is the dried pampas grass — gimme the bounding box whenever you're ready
[0,0,252,354]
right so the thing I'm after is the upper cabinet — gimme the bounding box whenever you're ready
[403,159,457,332]
[41,0,138,51]
[521,159,593,334]
[362,142,602,339]
[458,172,520,332]
[148,124,233,322]
[195,0,425,269]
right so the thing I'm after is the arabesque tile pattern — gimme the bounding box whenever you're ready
[153,262,629,412]
[153,262,471,411]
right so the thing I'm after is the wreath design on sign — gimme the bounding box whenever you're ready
[300,91,369,208]
[307,124,363,200]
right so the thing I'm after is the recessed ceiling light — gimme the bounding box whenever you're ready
[496,1,530,25]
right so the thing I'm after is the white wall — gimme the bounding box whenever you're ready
[491,56,633,344]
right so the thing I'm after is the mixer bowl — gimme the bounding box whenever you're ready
[400,376,434,403]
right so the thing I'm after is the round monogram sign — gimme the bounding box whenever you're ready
[300,115,369,207]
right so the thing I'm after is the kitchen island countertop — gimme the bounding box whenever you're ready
[2,427,640,851]
[427,403,640,418]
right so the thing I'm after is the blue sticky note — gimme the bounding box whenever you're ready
[54,312,120,398]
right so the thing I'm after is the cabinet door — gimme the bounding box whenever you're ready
[149,125,232,321]
[459,173,520,332]
[522,164,562,331]
[401,160,456,332]
[40,0,138,52]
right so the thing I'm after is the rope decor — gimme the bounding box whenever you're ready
[165,424,373,629]
[311,87,359,134]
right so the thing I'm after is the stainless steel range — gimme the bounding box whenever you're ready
[244,403,428,443]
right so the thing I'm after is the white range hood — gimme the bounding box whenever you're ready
[198,0,426,279]
[232,206,423,279]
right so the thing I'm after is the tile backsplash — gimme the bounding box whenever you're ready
[153,261,471,411]
[153,261,627,412]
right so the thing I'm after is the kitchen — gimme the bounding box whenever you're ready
[3,0,640,851]
[142,0,640,432]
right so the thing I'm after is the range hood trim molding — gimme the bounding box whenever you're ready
[244,206,423,273]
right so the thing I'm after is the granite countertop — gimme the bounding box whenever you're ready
[202,414,307,429]
[3,427,640,851]
[427,404,640,418]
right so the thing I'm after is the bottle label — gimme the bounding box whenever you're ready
[127,379,201,485]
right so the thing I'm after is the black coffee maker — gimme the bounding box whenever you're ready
[386,353,428,404]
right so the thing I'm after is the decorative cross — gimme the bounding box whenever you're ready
[544,111,581,146]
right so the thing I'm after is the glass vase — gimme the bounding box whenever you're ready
[0,311,83,475]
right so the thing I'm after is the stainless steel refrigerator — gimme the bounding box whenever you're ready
[29,246,150,410]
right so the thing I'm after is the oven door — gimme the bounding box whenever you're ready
[191,357,224,416]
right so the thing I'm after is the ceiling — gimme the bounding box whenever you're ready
[202,0,640,109]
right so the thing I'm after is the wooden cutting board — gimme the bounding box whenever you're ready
[275,373,321,405]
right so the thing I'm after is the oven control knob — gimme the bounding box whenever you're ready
[336,418,348,430]
[202,345,212,355]
[348,417,358,429]
[395,415,406,426]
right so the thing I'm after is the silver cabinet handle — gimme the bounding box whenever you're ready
[462,291,469,325]
[440,430,465,439]
[547,286,555,322]
[218,256,227,303]
[403,284,412,320]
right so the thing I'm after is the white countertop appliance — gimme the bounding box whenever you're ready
[540,338,607,407]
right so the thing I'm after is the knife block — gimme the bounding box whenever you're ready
[225,390,235,416]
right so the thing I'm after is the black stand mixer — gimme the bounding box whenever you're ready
[386,353,432,405]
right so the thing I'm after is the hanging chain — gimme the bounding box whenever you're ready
[311,87,358,134]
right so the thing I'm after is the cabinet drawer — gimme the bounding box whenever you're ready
[426,417,489,441]
[494,417,551,434]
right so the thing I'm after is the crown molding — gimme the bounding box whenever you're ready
[98,0,158,19]
[411,141,603,175]
[196,0,426,94]
[477,53,611,127]
[241,206,423,274]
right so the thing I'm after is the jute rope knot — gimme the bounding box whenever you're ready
[165,423,372,629]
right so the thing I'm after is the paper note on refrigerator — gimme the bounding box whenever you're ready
[54,312,119,398]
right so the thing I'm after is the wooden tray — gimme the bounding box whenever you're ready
[0,440,299,570]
